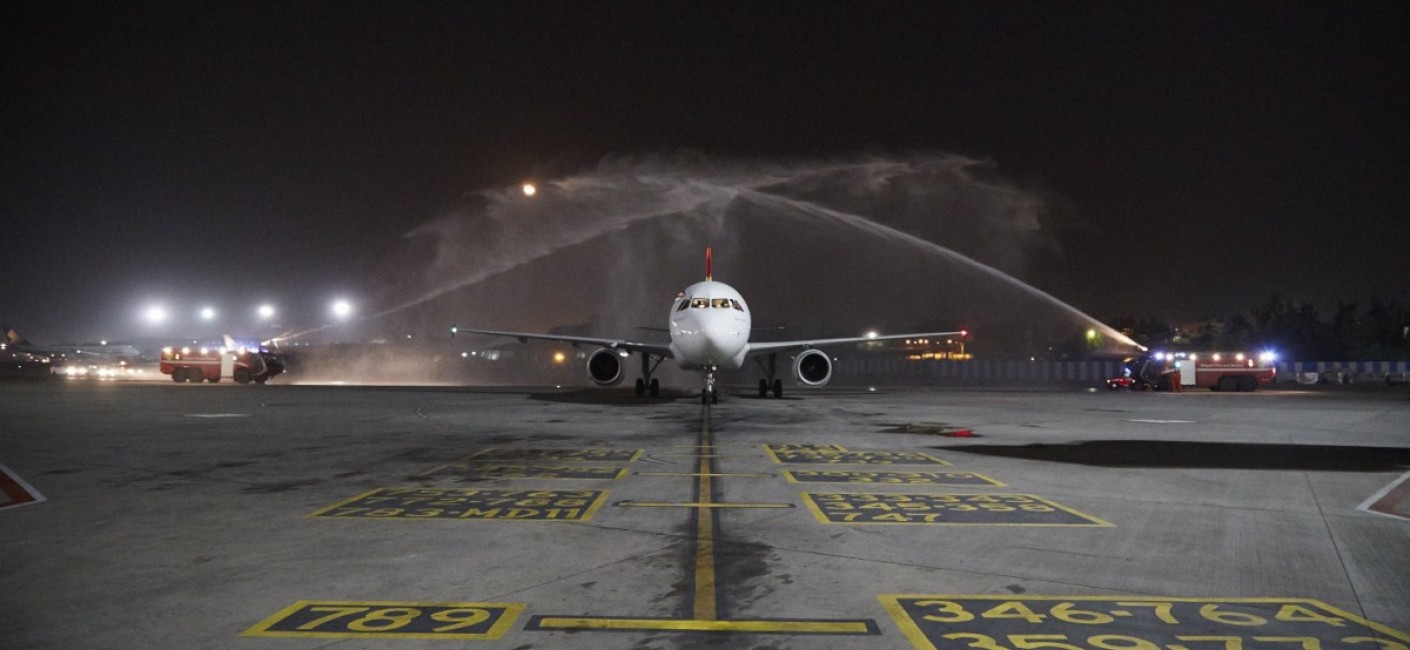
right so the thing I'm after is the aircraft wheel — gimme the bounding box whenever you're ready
[702,389,709,404]
[772,379,783,398]
[649,378,660,397]
[711,390,719,405]
[635,378,646,397]
[758,379,768,398]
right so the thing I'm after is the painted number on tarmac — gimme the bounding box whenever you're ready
[802,493,1111,526]
[786,470,1006,487]
[766,444,849,452]
[460,448,643,463]
[878,596,1410,650]
[243,600,522,639]
[421,464,628,480]
[766,450,952,466]
[310,487,609,521]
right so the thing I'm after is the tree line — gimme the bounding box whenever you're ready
[1110,294,1410,361]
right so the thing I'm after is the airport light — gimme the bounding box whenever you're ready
[864,330,879,340]
[331,299,353,320]
[257,304,275,320]
[200,306,217,321]
[144,305,168,324]
[522,182,537,197]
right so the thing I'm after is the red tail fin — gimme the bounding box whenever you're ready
[705,247,713,281]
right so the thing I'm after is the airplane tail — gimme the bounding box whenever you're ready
[705,247,713,281]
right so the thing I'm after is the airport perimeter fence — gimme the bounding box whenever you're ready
[832,358,1410,387]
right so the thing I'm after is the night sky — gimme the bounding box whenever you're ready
[3,2,1407,344]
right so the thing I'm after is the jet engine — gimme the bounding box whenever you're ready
[587,348,626,386]
[793,349,833,387]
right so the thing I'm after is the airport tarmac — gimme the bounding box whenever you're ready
[2,380,1408,650]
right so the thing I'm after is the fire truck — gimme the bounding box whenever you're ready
[1112,351,1277,392]
[160,345,284,384]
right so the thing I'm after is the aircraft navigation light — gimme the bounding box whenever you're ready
[865,330,879,339]
[522,183,537,197]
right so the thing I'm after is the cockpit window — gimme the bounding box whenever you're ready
[732,299,745,312]
[690,298,709,309]
[676,299,690,312]
[711,298,733,309]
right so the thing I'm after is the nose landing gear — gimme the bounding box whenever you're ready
[701,366,719,405]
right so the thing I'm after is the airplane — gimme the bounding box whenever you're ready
[452,248,966,404]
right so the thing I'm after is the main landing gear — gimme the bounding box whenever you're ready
[753,353,783,398]
[635,353,664,398]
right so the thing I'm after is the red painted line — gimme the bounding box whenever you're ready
[1369,478,1410,519]
[1361,471,1410,521]
[0,464,42,508]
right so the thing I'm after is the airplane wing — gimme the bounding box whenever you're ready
[453,328,675,359]
[746,331,966,355]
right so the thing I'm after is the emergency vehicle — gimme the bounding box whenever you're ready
[160,345,284,384]
[1111,351,1276,392]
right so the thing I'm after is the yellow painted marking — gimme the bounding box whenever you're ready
[531,616,874,633]
[618,501,793,508]
[637,472,774,478]
[801,492,1113,526]
[782,469,1007,487]
[878,596,1410,650]
[242,600,523,640]
[668,444,758,449]
[694,404,716,621]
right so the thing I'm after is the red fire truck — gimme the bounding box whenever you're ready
[160,346,284,384]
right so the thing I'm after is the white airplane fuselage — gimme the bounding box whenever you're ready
[668,280,751,371]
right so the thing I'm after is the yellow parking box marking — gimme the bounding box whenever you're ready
[637,472,774,478]
[617,501,794,509]
[877,596,1410,650]
[309,487,609,522]
[766,449,952,466]
[527,616,879,634]
[243,600,523,639]
[421,464,628,480]
[765,444,849,452]
[785,470,1006,487]
[802,493,1112,526]
[459,448,644,463]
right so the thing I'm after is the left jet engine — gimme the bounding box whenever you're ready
[587,348,626,386]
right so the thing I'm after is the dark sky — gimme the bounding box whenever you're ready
[3,2,1407,343]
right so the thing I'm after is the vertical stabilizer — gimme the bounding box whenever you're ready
[705,247,713,281]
